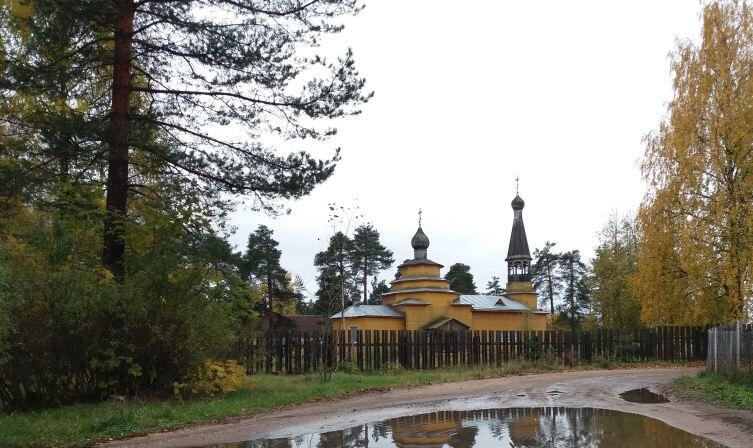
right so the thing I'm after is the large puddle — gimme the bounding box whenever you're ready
[210,407,724,447]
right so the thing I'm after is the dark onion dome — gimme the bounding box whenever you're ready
[410,226,430,260]
[511,194,525,210]
[506,194,531,261]
[411,226,430,250]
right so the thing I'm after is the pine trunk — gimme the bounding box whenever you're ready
[569,259,576,330]
[547,267,555,315]
[267,270,273,314]
[363,255,368,304]
[103,1,134,279]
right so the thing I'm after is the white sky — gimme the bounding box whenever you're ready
[228,0,703,302]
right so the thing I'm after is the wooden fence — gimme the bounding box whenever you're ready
[233,327,708,374]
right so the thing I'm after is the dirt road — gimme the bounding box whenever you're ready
[106,368,753,448]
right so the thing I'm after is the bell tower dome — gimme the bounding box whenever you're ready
[504,184,538,311]
[505,194,532,282]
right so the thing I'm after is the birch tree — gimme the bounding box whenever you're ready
[637,0,753,323]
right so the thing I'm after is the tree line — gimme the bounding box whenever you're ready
[527,213,640,331]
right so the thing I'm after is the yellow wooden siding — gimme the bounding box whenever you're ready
[470,311,548,331]
[391,279,450,290]
[401,264,441,277]
[382,289,457,306]
[400,302,473,329]
[331,310,546,332]
[505,281,537,310]
[331,316,404,331]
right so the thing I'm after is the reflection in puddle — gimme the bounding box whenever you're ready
[620,388,670,404]
[210,407,724,447]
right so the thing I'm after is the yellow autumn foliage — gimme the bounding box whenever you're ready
[173,360,252,397]
[636,0,753,324]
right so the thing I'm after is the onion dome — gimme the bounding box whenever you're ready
[511,194,525,211]
[506,192,532,282]
[411,226,430,259]
[411,227,429,250]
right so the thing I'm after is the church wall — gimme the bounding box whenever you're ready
[400,301,473,329]
[331,316,405,331]
[331,311,547,332]
[391,279,450,291]
[506,281,538,310]
[470,311,548,331]
[401,264,441,277]
[505,292,537,310]
[382,289,457,306]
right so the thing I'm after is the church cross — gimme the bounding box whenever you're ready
[418,208,423,227]
[515,175,520,194]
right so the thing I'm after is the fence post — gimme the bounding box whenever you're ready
[736,320,741,372]
[713,327,718,373]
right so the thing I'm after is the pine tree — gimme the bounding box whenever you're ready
[485,276,506,295]
[532,241,562,315]
[350,224,394,303]
[0,3,111,209]
[368,278,390,305]
[557,250,591,330]
[274,273,308,315]
[1,0,371,279]
[444,263,477,294]
[242,225,287,313]
[313,232,357,314]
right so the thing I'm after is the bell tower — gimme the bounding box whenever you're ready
[504,189,538,310]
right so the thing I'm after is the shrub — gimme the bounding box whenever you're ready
[523,336,543,360]
[339,361,358,374]
[173,360,251,396]
[542,347,557,369]
[385,362,404,375]
[615,334,641,362]
[591,355,612,369]
[0,208,255,409]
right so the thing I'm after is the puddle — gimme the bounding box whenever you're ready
[207,407,724,447]
[620,388,670,404]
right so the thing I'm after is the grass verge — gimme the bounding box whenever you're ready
[672,370,753,411]
[2,360,700,448]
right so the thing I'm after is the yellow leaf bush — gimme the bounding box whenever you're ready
[173,360,251,397]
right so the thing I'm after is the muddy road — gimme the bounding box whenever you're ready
[105,368,753,448]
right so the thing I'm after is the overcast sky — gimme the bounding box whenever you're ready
[227,1,703,302]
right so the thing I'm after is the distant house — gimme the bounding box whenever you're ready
[332,193,549,332]
[260,312,325,333]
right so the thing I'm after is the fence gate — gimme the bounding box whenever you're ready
[707,321,753,374]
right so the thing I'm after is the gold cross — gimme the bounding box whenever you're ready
[418,208,423,227]
[515,175,520,194]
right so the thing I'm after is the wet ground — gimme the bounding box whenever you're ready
[212,407,724,447]
[105,368,753,448]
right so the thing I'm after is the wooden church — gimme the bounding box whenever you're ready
[332,193,549,331]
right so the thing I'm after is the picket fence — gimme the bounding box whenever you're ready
[707,321,753,374]
[233,327,707,374]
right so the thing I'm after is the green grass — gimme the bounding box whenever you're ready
[673,370,753,411]
[1,360,700,448]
